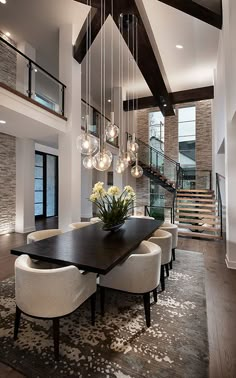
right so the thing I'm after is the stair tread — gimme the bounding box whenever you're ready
[175,217,220,225]
[177,197,216,203]
[176,212,219,219]
[177,193,214,198]
[175,223,221,232]
[176,207,217,213]
[178,189,214,193]
[176,202,216,207]
[178,231,222,240]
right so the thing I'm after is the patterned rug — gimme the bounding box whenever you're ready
[0,250,209,378]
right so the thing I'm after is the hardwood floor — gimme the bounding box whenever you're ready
[0,220,236,378]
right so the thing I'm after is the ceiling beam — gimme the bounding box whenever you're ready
[73,0,111,64]
[112,0,174,116]
[158,0,222,29]
[123,86,214,111]
[74,0,174,116]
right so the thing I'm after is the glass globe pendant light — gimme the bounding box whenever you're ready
[131,153,143,178]
[77,115,98,156]
[127,132,139,153]
[83,155,94,169]
[93,118,112,171]
[105,111,119,140]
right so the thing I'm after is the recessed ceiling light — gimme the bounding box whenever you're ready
[107,99,111,103]
[0,120,6,124]
[176,44,183,49]
[5,31,11,37]
[0,0,7,4]
[163,104,167,107]
[34,68,38,73]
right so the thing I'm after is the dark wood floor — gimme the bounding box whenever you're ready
[0,218,236,378]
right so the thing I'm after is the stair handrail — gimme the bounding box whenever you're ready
[216,173,224,238]
[144,205,174,223]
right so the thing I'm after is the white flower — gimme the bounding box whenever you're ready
[93,182,106,197]
[90,193,98,202]
[108,186,120,196]
[124,185,135,195]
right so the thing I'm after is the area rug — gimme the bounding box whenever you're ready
[0,250,208,378]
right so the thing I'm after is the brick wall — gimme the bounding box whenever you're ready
[135,100,213,212]
[0,31,17,89]
[0,133,16,234]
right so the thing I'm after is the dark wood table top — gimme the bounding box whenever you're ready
[11,218,162,274]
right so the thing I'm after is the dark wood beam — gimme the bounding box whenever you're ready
[158,0,222,29]
[112,0,174,116]
[73,1,111,63]
[123,86,214,111]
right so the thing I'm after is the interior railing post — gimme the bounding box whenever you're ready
[210,170,212,190]
[61,86,65,116]
[28,60,32,98]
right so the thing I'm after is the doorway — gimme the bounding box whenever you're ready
[34,151,58,218]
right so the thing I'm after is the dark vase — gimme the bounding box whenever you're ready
[102,221,124,232]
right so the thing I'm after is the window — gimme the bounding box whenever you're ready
[149,111,164,152]
[178,106,196,188]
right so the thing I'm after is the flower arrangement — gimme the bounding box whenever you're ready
[90,182,135,230]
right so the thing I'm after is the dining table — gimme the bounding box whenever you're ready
[11,218,163,275]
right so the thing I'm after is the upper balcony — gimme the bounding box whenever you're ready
[0,35,66,120]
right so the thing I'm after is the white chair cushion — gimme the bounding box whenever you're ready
[27,229,63,244]
[160,222,178,249]
[69,222,91,230]
[149,229,172,265]
[15,254,97,318]
[129,215,155,220]
[100,240,161,294]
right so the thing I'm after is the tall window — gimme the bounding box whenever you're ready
[178,106,196,188]
[149,111,164,152]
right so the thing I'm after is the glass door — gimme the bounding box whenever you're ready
[34,152,58,218]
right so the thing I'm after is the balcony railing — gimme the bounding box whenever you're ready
[0,36,66,117]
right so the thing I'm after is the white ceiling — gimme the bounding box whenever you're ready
[141,0,220,93]
[0,0,89,76]
[0,0,220,107]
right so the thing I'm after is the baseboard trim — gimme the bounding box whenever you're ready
[225,255,236,270]
[15,226,36,234]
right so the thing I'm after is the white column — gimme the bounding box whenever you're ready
[58,25,81,230]
[15,138,35,233]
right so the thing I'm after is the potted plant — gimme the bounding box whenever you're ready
[90,182,135,231]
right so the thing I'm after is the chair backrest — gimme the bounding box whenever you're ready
[69,222,91,230]
[90,217,101,223]
[101,240,161,294]
[14,254,96,318]
[27,229,63,244]
[149,229,172,265]
[160,222,178,249]
[129,215,155,220]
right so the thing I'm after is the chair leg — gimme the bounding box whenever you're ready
[53,318,60,360]
[143,292,151,327]
[172,248,176,261]
[90,292,96,326]
[100,286,105,317]
[165,263,169,277]
[169,259,173,270]
[160,265,165,291]
[153,288,157,303]
[14,305,21,340]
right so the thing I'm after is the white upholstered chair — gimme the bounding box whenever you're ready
[69,222,91,230]
[90,217,101,223]
[149,229,172,291]
[14,254,97,360]
[129,215,155,220]
[160,222,178,265]
[27,229,63,244]
[99,240,161,327]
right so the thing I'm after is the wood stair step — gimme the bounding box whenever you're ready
[176,207,217,213]
[175,217,220,225]
[177,189,214,193]
[177,193,214,198]
[176,212,219,219]
[177,197,216,203]
[176,202,217,208]
[178,231,222,240]
[175,223,221,232]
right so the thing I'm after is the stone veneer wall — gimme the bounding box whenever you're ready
[135,100,213,212]
[0,31,17,89]
[0,133,16,234]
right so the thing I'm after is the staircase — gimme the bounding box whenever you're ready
[175,189,222,240]
[132,135,180,192]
